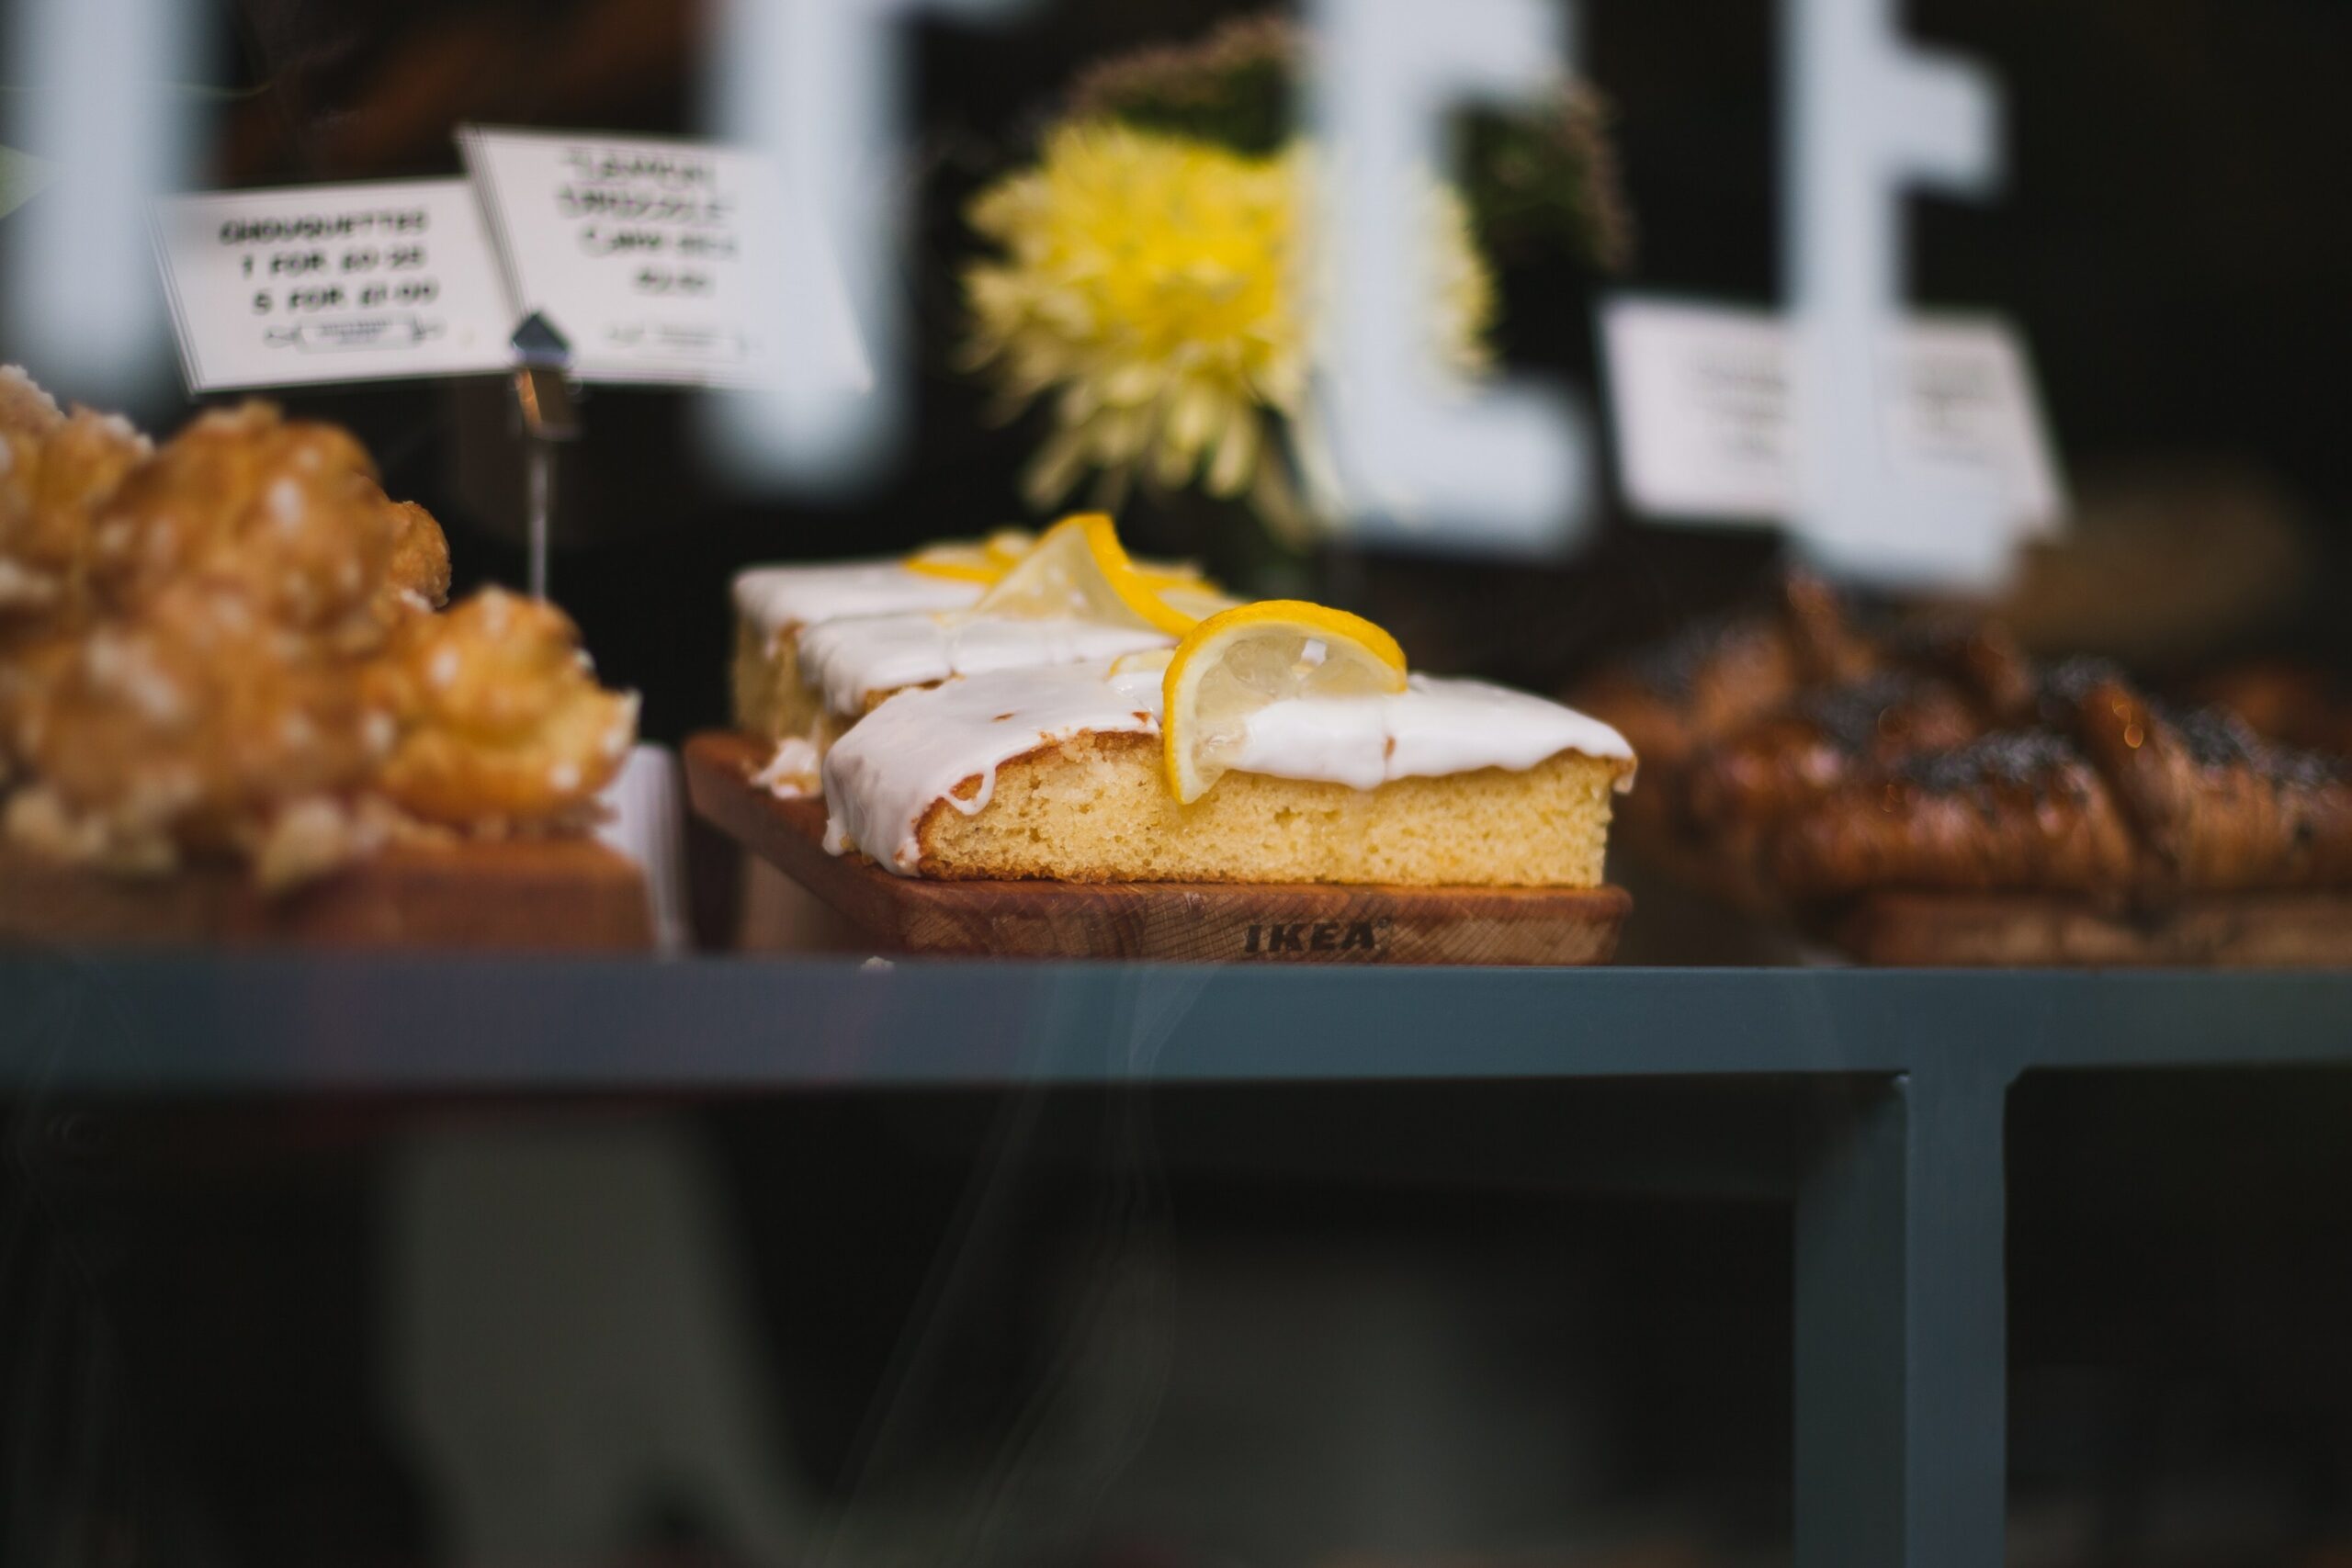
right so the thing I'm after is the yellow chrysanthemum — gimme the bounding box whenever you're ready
[962,122,1495,535]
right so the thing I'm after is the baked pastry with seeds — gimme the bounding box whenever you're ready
[1769,678,2352,906]
[1575,573,1881,837]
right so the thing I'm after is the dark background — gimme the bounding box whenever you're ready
[7,0,2349,738]
[5,6,2352,1564]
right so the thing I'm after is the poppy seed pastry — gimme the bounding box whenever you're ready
[1767,691,2352,905]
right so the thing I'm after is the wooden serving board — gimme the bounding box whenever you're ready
[686,732,1628,965]
[1837,891,2352,968]
[0,838,654,953]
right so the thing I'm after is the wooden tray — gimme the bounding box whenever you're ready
[686,732,1628,965]
[1835,891,2352,968]
[0,838,654,952]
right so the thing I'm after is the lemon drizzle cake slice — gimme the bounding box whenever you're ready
[733,515,1232,795]
[793,613,1172,718]
[730,558,991,762]
[821,660,1635,887]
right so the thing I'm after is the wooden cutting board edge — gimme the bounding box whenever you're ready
[684,731,1629,966]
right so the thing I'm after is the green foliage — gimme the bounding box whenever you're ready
[1459,92,1632,273]
[1067,16,1295,158]
[1062,12,1633,275]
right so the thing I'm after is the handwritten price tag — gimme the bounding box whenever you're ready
[1601,297,2065,539]
[153,179,514,391]
[461,125,856,389]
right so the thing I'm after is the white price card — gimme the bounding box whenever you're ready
[1601,296,2065,535]
[153,179,514,391]
[459,126,862,389]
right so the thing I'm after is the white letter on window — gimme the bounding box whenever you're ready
[6,0,196,400]
[713,0,1033,491]
[1784,0,2006,586]
[1308,0,1592,556]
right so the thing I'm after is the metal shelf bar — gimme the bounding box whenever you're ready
[8,960,2346,1093]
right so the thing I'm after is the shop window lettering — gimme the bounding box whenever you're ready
[15,0,2007,585]
[1308,0,1592,557]
[1783,0,2007,586]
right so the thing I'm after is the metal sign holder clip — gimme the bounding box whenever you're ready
[509,311,581,601]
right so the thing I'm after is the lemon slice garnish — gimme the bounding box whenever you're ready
[1154,581,1246,624]
[976,513,1199,636]
[1160,600,1408,804]
[904,541,1008,584]
[984,528,1036,567]
[1108,647,1175,679]
[1131,558,1206,587]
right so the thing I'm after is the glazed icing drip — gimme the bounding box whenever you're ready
[822,663,1163,869]
[795,612,1171,716]
[752,735,822,799]
[1233,677,1636,791]
[822,662,1636,874]
[731,561,983,643]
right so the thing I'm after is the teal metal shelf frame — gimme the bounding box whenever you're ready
[6,957,2350,1568]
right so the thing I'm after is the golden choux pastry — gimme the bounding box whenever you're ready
[0,374,637,886]
[8,582,396,881]
[0,407,152,619]
[375,587,639,829]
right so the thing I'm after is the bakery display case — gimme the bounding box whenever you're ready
[4,1,2352,1566]
[10,959,2352,1568]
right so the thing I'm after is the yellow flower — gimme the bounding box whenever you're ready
[962,122,1495,536]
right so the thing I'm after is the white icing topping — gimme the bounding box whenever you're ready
[822,662,1634,875]
[1233,677,1635,789]
[753,735,823,799]
[823,663,1162,871]
[731,561,983,642]
[796,612,1170,716]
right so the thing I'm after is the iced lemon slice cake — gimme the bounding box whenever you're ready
[730,548,1002,750]
[731,516,1234,795]
[821,603,1635,886]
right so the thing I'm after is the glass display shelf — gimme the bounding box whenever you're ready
[6,957,2347,1568]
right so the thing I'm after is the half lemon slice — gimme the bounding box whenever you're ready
[1160,600,1408,804]
[1154,581,1247,624]
[1108,646,1175,679]
[983,528,1036,567]
[976,513,1199,636]
[904,540,1009,584]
